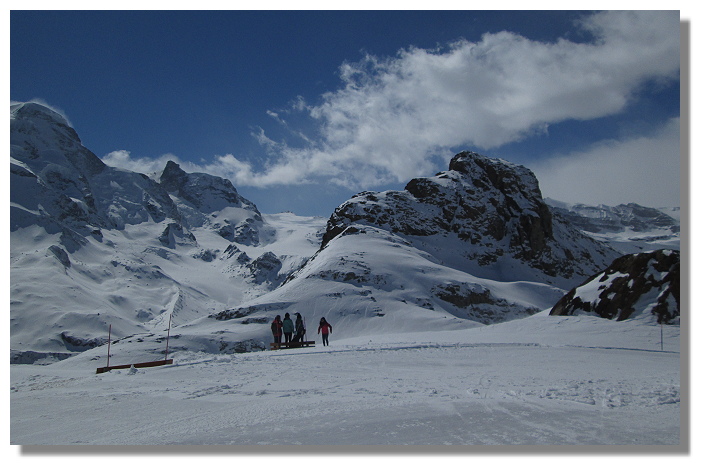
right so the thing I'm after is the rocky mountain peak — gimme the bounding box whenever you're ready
[448,151,544,202]
[156,160,270,245]
[159,160,189,192]
[322,151,612,285]
[158,160,256,216]
[10,102,186,249]
[11,102,77,140]
[11,101,106,177]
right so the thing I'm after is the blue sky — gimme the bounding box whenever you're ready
[10,9,681,216]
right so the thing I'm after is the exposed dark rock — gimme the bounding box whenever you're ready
[222,244,252,264]
[232,219,261,246]
[432,282,539,324]
[240,317,269,324]
[193,249,219,262]
[10,349,75,364]
[159,161,190,194]
[432,282,495,308]
[158,222,197,248]
[248,252,283,285]
[48,245,71,268]
[210,302,294,321]
[549,249,679,324]
[159,160,258,214]
[60,331,108,352]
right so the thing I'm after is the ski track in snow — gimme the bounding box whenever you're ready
[11,336,680,445]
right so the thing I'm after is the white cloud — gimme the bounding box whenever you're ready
[102,10,680,199]
[244,10,680,189]
[102,150,181,176]
[530,117,681,208]
[102,149,289,188]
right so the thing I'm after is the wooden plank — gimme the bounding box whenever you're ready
[96,358,173,374]
[269,341,315,350]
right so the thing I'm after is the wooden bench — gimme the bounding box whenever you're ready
[96,359,173,374]
[270,341,315,350]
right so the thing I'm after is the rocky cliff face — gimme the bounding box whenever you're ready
[323,151,618,287]
[243,150,623,331]
[549,249,680,324]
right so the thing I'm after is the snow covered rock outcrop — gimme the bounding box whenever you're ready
[323,151,618,288]
[549,249,680,324]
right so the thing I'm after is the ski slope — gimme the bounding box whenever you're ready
[10,311,681,446]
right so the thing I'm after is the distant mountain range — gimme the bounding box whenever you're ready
[546,198,679,253]
[9,102,680,363]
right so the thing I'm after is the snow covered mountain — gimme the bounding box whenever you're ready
[10,102,324,363]
[322,151,619,287]
[546,199,680,253]
[9,102,679,365]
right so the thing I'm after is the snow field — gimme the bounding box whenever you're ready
[11,314,681,446]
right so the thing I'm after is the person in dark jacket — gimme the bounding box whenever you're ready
[318,317,333,346]
[293,312,306,343]
[271,315,283,344]
[282,312,295,344]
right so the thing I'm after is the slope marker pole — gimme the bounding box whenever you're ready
[106,324,112,370]
[661,322,664,351]
[164,310,173,362]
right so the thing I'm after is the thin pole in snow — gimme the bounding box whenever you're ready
[106,324,112,369]
[661,322,664,351]
[165,310,173,362]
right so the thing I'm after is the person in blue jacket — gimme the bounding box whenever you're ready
[282,312,295,344]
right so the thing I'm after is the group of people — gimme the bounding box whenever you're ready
[270,313,333,346]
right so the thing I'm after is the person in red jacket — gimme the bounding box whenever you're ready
[271,315,283,344]
[318,317,333,346]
